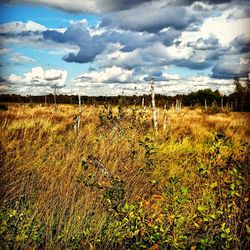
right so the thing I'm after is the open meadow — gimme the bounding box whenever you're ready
[0,103,249,249]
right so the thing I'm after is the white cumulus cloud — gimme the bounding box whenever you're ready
[7,67,68,94]
[74,66,134,86]
[0,21,47,34]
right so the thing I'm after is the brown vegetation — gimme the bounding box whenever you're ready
[0,104,249,249]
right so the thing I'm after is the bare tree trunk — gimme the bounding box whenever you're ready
[221,97,224,108]
[135,86,138,104]
[205,99,207,110]
[45,95,47,106]
[150,78,158,132]
[53,86,57,110]
[78,94,81,108]
[74,116,78,134]
[176,100,180,112]
[163,103,168,131]
[77,94,81,133]
[142,97,144,108]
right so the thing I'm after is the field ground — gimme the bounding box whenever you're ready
[0,103,249,249]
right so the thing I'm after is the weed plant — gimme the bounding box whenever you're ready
[0,104,249,249]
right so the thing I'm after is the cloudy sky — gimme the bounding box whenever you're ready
[0,0,249,96]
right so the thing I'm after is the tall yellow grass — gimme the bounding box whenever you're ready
[0,104,249,249]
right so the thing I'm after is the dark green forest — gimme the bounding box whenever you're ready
[1,78,249,111]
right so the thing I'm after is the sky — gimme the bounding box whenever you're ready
[0,0,249,96]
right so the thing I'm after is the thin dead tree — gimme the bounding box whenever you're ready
[230,101,233,110]
[78,94,81,132]
[205,99,207,110]
[74,94,82,134]
[150,78,158,132]
[176,99,182,112]
[163,103,168,131]
[53,85,57,111]
[221,95,224,108]
[134,86,137,106]
[175,99,181,112]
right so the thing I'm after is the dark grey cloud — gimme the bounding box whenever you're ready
[183,0,231,4]
[64,47,103,63]
[102,0,155,11]
[101,5,197,32]
[6,0,155,13]
[230,35,250,54]
[100,46,214,72]
[212,55,250,79]
[42,21,181,63]
[99,0,240,33]
[150,28,182,46]
[174,59,211,70]
[187,37,220,50]
[100,30,152,52]
[0,77,12,94]
[6,0,234,14]
[99,28,181,52]
[0,31,41,38]
[0,76,9,83]
[41,30,65,43]
[185,36,229,61]
[210,34,250,79]
[43,24,105,63]
[143,71,173,82]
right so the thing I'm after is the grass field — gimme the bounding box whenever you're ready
[0,103,249,249]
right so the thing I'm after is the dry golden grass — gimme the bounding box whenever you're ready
[0,104,249,249]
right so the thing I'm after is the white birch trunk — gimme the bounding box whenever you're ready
[53,86,57,110]
[176,100,179,112]
[150,79,158,131]
[163,103,168,131]
[77,94,81,133]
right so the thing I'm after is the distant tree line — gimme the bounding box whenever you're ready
[229,77,250,111]
[0,77,249,111]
